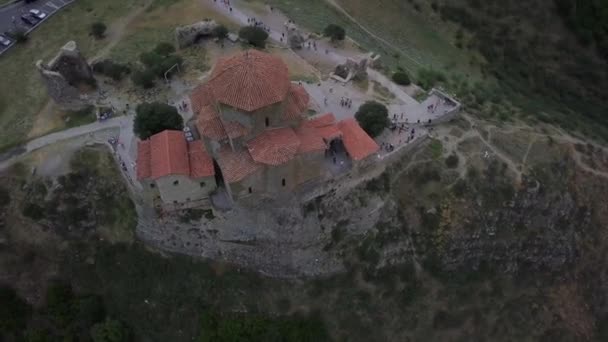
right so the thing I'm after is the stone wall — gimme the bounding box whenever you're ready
[36,41,95,111]
[175,20,218,49]
[156,174,217,204]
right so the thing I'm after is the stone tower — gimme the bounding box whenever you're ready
[36,41,95,111]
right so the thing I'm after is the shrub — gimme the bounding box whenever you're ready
[323,24,346,41]
[445,154,459,168]
[153,42,176,57]
[92,60,131,81]
[0,186,9,209]
[139,49,183,78]
[416,68,446,90]
[22,203,44,220]
[355,101,390,137]
[213,24,229,39]
[0,286,31,334]
[392,71,411,85]
[10,29,28,43]
[134,102,183,139]
[239,26,269,48]
[46,281,76,328]
[90,318,132,342]
[131,69,156,89]
[90,22,107,39]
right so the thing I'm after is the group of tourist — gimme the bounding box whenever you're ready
[247,17,271,33]
[213,0,232,11]
[340,97,353,108]
[177,101,188,112]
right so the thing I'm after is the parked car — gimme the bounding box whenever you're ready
[20,14,39,26]
[0,35,11,46]
[29,9,47,20]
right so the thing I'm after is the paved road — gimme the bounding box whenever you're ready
[0,0,75,54]
[0,115,130,170]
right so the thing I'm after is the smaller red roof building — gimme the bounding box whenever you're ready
[304,113,342,142]
[188,141,215,178]
[246,127,301,166]
[196,105,249,140]
[295,126,326,154]
[216,146,261,183]
[136,130,214,181]
[337,119,380,161]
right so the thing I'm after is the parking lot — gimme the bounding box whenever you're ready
[0,0,75,55]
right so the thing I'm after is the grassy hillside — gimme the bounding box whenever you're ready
[434,0,608,139]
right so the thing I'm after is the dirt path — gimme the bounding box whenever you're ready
[92,0,154,61]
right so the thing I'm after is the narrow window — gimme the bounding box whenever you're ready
[282,178,286,187]
[248,187,252,194]
[200,182,205,188]
[150,183,155,188]
[173,180,179,186]
[265,117,269,127]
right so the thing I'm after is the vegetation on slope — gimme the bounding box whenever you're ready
[436,0,608,139]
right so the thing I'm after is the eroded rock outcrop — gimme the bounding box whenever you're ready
[36,41,95,111]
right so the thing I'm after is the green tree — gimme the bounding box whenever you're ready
[90,22,107,39]
[11,28,28,43]
[239,26,269,48]
[355,101,390,137]
[213,25,229,40]
[153,42,176,57]
[416,68,446,90]
[92,60,131,81]
[0,186,10,209]
[90,318,132,342]
[323,24,346,42]
[131,69,155,89]
[139,50,183,78]
[0,286,31,334]
[134,102,183,139]
[46,281,76,328]
[392,71,411,85]
[445,154,459,168]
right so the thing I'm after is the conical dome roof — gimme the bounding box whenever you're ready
[207,50,290,112]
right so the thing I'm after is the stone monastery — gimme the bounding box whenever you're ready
[136,50,379,207]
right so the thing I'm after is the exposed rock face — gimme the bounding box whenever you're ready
[36,41,95,111]
[331,54,379,83]
[285,22,305,49]
[175,20,219,49]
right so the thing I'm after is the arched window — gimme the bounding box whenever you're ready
[282,178,286,187]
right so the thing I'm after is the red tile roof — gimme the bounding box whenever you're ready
[304,113,342,141]
[136,130,214,180]
[188,141,215,178]
[284,84,309,121]
[217,146,261,183]
[136,140,151,179]
[295,126,326,154]
[196,105,249,140]
[337,119,380,161]
[305,113,337,128]
[190,83,214,115]
[205,50,290,112]
[150,130,190,179]
[246,127,301,165]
